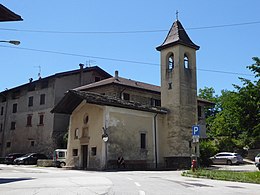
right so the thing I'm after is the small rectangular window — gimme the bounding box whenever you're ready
[123,93,130,101]
[6,142,11,148]
[1,106,3,115]
[40,94,45,105]
[140,133,146,149]
[12,103,17,113]
[0,123,3,132]
[27,115,32,126]
[151,99,161,107]
[91,147,97,156]
[198,105,202,118]
[30,141,35,147]
[72,149,78,156]
[168,82,172,90]
[10,122,16,130]
[28,96,33,107]
[38,114,44,125]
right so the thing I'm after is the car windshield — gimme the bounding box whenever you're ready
[21,153,32,157]
[256,153,260,157]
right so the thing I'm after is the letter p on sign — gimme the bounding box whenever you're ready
[192,125,200,136]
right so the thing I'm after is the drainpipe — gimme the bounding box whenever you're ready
[0,93,8,157]
[154,113,158,169]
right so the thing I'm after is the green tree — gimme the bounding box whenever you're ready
[232,57,260,148]
[199,57,260,159]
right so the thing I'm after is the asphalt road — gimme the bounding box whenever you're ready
[0,164,259,195]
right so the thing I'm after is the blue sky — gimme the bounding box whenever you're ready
[0,1,259,95]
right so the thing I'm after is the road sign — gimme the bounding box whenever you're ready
[192,136,199,143]
[192,125,200,136]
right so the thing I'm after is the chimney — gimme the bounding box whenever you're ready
[79,63,84,85]
[29,78,33,83]
[115,70,119,80]
[79,63,84,70]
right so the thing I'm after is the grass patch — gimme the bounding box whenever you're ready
[182,169,260,184]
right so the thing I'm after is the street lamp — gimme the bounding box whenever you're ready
[0,40,20,45]
[102,127,109,169]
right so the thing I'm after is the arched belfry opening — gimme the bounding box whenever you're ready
[184,54,189,69]
[168,53,174,71]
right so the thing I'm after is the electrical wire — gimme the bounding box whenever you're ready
[0,45,254,77]
[0,21,260,35]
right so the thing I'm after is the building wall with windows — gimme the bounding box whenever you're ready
[0,66,111,157]
[66,101,162,170]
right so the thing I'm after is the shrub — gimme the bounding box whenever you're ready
[199,140,218,166]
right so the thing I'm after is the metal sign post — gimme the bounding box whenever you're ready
[192,125,200,167]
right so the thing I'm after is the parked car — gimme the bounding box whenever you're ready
[4,153,25,165]
[13,153,47,165]
[210,152,243,165]
[53,149,67,168]
[255,153,260,170]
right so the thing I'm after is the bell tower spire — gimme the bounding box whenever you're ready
[156,19,200,166]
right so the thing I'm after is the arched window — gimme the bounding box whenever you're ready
[83,114,89,124]
[74,128,79,139]
[184,54,189,69]
[168,53,174,71]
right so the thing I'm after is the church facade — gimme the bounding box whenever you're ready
[52,19,209,170]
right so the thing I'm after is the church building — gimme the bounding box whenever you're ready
[52,19,209,170]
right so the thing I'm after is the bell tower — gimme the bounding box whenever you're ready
[156,20,200,165]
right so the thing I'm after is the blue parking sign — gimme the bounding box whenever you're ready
[192,125,200,136]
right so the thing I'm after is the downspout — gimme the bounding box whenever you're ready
[0,93,8,156]
[154,113,158,169]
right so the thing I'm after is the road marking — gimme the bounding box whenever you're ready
[126,177,133,180]
[135,182,141,187]
[139,190,145,195]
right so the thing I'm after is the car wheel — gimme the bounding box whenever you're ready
[258,166,260,171]
[59,162,66,168]
[227,160,232,165]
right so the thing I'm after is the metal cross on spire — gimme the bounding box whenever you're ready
[176,10,179,20]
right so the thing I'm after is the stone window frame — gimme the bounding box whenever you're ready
[12,103,17,113]
[30,140,35,147]
[168,52,174,71]
[6,141,11,148]
[74,128,79,139]
[28,96,34,107]
[72,149,78,156]
[184,53,189,69]
[91,146,97,156]
[26,114,33,127]
[40,94,46,105]
[10,121,16,130]
[140,132,147,149]
[38,113,44,126]
[83,113,89,125]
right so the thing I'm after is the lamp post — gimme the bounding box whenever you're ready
[102,127,109,169]
[0,40,20,45]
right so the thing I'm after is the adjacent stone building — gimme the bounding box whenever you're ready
[0,65,111,157]
[52,19,213,170]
